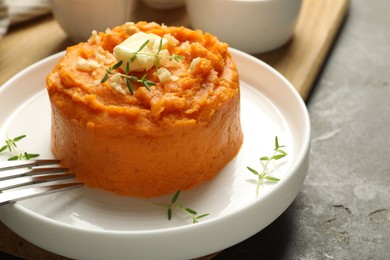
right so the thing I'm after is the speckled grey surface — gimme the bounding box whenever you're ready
[215,0,390,259]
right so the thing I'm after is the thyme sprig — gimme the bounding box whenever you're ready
[247,136,287,195]
[101,60,156,94]
[152,38,184,71]
[166,190,209,224]
[101,39,183,94]
[0,135,39,161]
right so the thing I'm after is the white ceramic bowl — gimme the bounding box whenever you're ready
[185,0,302,54]
[50,0,137,43]
[141,0,185,9]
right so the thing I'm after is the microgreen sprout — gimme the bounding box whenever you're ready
[247,136,287,195]
[166,190,209,224]
[101,39,183,95]
[0,135,39,161]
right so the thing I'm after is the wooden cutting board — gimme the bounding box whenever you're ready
[256,0,350,101]
[0,0,349,259]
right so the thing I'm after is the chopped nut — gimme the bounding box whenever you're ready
[88,30,100,44]
[189,57,201,72]
[110,73,123,83]
[109,81,126,94]
[155,67,172,84]
[124,22,139,35]
[164,34,179,46]
[180,41,190,49]
[77,58,100,71]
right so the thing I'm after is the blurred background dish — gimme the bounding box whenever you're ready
[50,0,137,43]
[0,0,51,37]
[140,0,184,9]
[185,0,302,54]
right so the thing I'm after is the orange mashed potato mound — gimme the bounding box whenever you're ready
[46,22,243,198]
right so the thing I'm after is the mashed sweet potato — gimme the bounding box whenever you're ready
[46,21,243,198]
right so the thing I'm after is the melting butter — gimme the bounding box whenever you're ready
[113,32,168,72]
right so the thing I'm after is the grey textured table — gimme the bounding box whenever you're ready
[215,0,390,259]
[0,0,388,259]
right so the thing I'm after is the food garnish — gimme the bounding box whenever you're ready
[101,60,156,94]
[166,190,209,224]
[101,33,184,95]
[247,136,287,195]
[0,134,39,161]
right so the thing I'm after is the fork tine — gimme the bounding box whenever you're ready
[0,173,77,191]
[0,167,69,181]
[0,182,84,206]
[0,159,61,172]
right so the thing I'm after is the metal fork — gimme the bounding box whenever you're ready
[0,159,84,206]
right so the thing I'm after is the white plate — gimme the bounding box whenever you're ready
[0,49,310,260]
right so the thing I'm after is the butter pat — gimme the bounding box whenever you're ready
[113,32,168,72]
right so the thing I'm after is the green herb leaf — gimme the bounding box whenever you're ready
[247,136,287,195]
[143,81,151,91]
[145,80,156,86]
[278,149,287,155]
[8,155,19,161]
[166,190,208,224]
[177,201,184,209]
[129,75,139,82]
[24,153,40,159]
[185,208,197,215]
[23,152,30,160]
[155,39,163,70]
[125,61,130,74]
[140,74,152,91]
[275,136,280,149]
[13,135,26,142]
[196,214,210,220]
[0,145,7,153]
[137,39,149,52]
[171,190,180,203]
[101,73,109,83]
[112,60,123,70]
[247,166,259,176]
[1,135,39,161]
[173,55,184,62]
[157,38,163,53]
[130,55,137,62]
[265,176,280,182]
[126,78,133,95]
[272,154,287,160]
